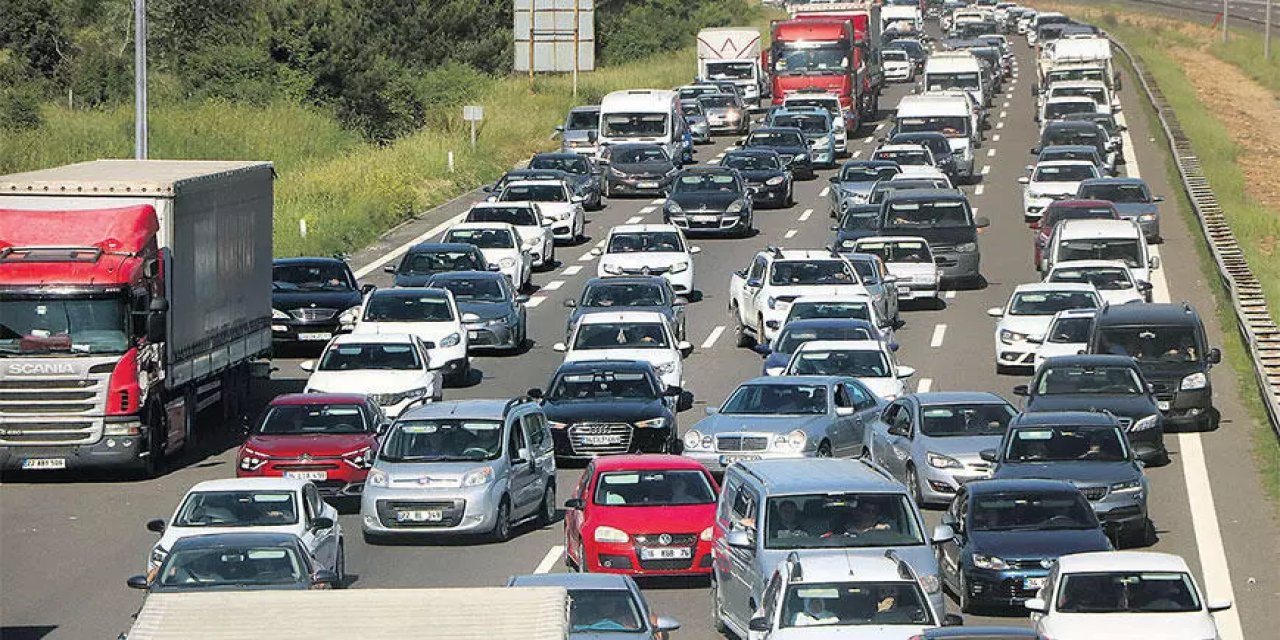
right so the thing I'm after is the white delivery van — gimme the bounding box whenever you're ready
[896,93,977,182]
[924,52,989,108]
[598,89,688,163]
[697,27,765,102]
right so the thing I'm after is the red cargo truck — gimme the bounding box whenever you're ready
[789,2,884,122]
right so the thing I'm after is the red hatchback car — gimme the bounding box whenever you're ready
[564,454,719,576]
[236,393,385,498]
[1032,199,1119,269]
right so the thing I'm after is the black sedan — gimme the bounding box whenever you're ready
[271,257,365,346]
[719,149,794,208]
[741,126,814,179]
[599,143,679,197]
[128,532,338,593]
[538,360,680,460]
[662,166,754,237]
[528,152,604,210]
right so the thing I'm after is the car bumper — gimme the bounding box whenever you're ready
[995,341,1038,368]
[1024,197,1052,221]
[582,539,714,576]
[1125,424,1168,464]
[782,160,814,179]
[683,449,814,474]
[668,213,748,236]
[464,321,521,351]
[706,117,747,132]
[895,282,940,300]
[963,566,1051,608]
[919,466,992,505]
[550,425,673,460]
[1158,387,1217,429]
[936,252,981,283]
[810,147,836,167]
[885,67,914,81]
[1092,497,1147,531]
[607,176,672,195]
[238,465,369,497]
[360,482,504,535]
[549,218,578,240]
[748,184,789,207]
[272,319,343,344]
[0,428,145,472]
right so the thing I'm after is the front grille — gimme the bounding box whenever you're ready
[1,431,86,443]
[1080,485,1109,501]
[568,422,633,455]
[987,577,1044,600]
[638,557,695,571]
[634,533,697,546]
[273,462,341,471]
[716,435,769,452]
[0,375,104,423]
[621,266,670,276]
[289,307,339,321]
[375,499,465,528]
[4,403,95,414]
[468,329,498,346]
[1008,559,1050,570]
[0,379,94,390]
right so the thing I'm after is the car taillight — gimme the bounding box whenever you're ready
[105,348,140,416]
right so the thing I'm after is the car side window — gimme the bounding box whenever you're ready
[508,418,528,459]
[896,404,914,436]
[302,486,321,522]
[834,384,853,408]
[524,413,548,449]
[577,462,594,499]
[955,493,969,531]
[748,255,767,281]
[846,383,876,410]
[881,403,900,425]
[730,485,758,532]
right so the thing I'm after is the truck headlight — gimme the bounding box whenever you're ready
[440,332,461,348]
[1181,372,1207,390]
[272,308,289,320]
[594,526,630,544]
[669,261,689,274]
[1130,415,1160,432]
[928,452,963,469]
[461,466,494,487]
[971,553,1010,570]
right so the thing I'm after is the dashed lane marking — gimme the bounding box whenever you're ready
[992,134,1001,142]
[820,187,830,197]
[917,378,933,393]
[996,121,1005,130]
[701,326,726,349]
[626,216,643,224]
[534,546,564,574]
[650,199,665,205]
[852,150,862,158]
[987,148,996,157]
[929,324,947,348]
[799,209,812,222]
[542,280,565,291]
[875,123,886,132]
[945,290,956,300]
[526,296,547,308]
[999,110,1007,119]
[640,206,656,214]
[578,253,595,262]
[784,229,798,239]
[981,165,991,175]
[561,265,582,276]
[975,184,985,196]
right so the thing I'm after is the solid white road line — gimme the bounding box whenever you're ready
[525,296,546,308]
[799,208,813,221]
[784,229,798,239]
[562,265,582,276]
[640,205,656,214]
[945,290,957,300]
[820,187,830,197]
[929,324,947,348]
[353,212,467,278]
[701,326,726,349]
[542,280,564,291]
[975,184,985,196]
[917,378,933,393]
[534,546,564,574]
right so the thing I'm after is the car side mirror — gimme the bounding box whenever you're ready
[673,296,689,306]
[515,447,532,464]
[1152,195,1164,202]
[943,613,964,627]
[747,617,770,632]
[655,616,681,633]
[1029,220,1041,230]
[1207,348,1221,365]
[312,570,339,587]
[678,341,694,357]
[896,365,916,378]
[828,175,839,183]
[986,307,1004,318]
[1013,384,1030,396]
[931,524,955,544]
[1017,176,1030,185]
[887,424,908,437]
[487,264,502,272]
[540,218,553,227]
[1149,255,1161,269]
[311,516,335,530]
[571,195,585,203]
[360,283,376,295]
[835,406,854,417]
[299,360,316,373]
[746,278,763,288]
[975,216,990,228]
[690,246,702,255]
[552,342,568,353]
[752,343,773,357]
[705,406,719,415]
[596,158,610,166]
[1207,599,1233,613]
[980,448,998,462]
[725,529,754,550]
[1138,281,1153,293]
[664,385,682,397]
[564,498,585,510]
[146,518,166,534]
[1030,146,1041,154]
[563,299,577,308]
[481,185,493,193]
[127,575,150,590]
[383,264,397,274]
[883,274,898,284]
[1024,597,1048,613]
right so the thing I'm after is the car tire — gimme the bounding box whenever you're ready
[959,573,976,614]
[334,542,346,588]
[731,304,754,348]
[490,498,513,543]
[907,465,924,506]
[536,484,556,528]
[816,441,833,457]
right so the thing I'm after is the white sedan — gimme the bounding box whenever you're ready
[463,202,556,269]
[443,222,533,291]
[303,332,444,416]
[142,477,344,581]
[348,288,469,386]
[592,223,700,296]
[496,179,585,244]
[1044,259,1149,305]
[988,282,1101,372]
[553,310,693,392]
[781,339,915,401]
[1019,160,1100,222]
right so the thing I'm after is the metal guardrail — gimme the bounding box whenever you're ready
[1109,37,1280,439]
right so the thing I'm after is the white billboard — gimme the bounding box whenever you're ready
[514,0,596,73]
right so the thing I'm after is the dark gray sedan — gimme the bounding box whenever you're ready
[600,143,679,197]
[425,271,528,352]
[127,532,336,593]
[529,152,604,210]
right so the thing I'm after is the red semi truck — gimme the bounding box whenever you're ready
[783,1,884,122]
[0,160,273,477]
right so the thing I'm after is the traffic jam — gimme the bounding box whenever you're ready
[0,1,1243,638]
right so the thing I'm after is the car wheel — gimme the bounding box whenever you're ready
[816,441,833,457]
[907,465,924,506]
[334,542,346,588]
[490,498,513,543]
[537,484,556,527]
[959,573,976,614]
[731,304,754,348]
[711,575,729,634]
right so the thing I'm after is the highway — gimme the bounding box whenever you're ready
[2,31,1278,640]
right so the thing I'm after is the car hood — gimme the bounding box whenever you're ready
[570,306,676,327]
[353,320,459,343]
[773,284,866,299]
[151,582,308,593]
[372,460,498,487]
[669,192,743,210]
[570,631,659,640]
[994,460,1141,484]
[738,169,786,182]
[613,162,673,176]
[1110,202,1158,217]
[858,376,904,399]
[1000,315,1055,337]
[586,503,715,535]
[692,413,830,435]
[769,624,934,640]
[272,290,362,312]
[393,273,443,287]
[457,300,515,321]
[1028,181,1085,197]
[835,181,877,196]
[244,433,377,457]
[763,351,791,373]
[919,434,1005,460]
[1129,360,1200,383]
[970,528,1111,559]
[305,370,430,393]
[1026,394,1158,418]
[755,145,810,158]
[563,349,678,369]
[542,398,670,424]
[1040,611,1217,639]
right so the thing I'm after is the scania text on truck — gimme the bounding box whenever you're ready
[697,27,766,103]
[0,160,273,477]
[788,1,884,121]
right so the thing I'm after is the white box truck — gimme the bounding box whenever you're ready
[697,27,765,102]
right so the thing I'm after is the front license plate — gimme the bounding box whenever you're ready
[298,332,332,341]
[897,286,911,294]
[693,215,719,223]
[1024,577,1046,590]
[1157,400,1171,411]
[284,471,328,481]
[638,181,659,189]
[720,454,761,466]
[582,434,623,445]
[640,546,693,560]
[21,458,66,470]
[397,510,443,522]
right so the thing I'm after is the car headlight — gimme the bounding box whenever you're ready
[367,468,389,487]
[601,263,624,275]
[440,332,461,348]
[665,201,683,214]
[653,361,676,376]
[955,242,978,253]
[635,418,668,429]
[1139,213,1158,222]
[1000,329,1029,344]
[1110,479,1143,494]
[669,261,689,274]
[461,466,494,487]
[338,306,361,327]
[272,308,289,320]
[773,429,807,452]
[1131,414,1160,432]
[548,420,568,430]
[726,200,746,213]
[238,447,270,471]
[919,574,942,594]
[700,526,714,542]
[683,429,705,449]
[765,176,785,186]
[928,452,963,469]
[813,137,830,148]
[971,553,1010,570]
[594,526,630,544]
[499,257,516,268]
[841,239,856,248]
[1181,372,1207,390]
[341,446,374,470]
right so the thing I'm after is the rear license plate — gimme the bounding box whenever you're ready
[284,471,328,481]
[1157,400,1171,411]
[582,435,623,445]
[298,332,332,341]
[21,458,66,470]
[1024,577,1046,590]
[720,454,761,466]
[397,510,443,522]
[638,181,659,189]
[640,546,693,560]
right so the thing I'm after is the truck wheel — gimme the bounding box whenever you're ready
[139,401,167,479]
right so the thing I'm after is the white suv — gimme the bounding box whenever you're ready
[591,224,701,296]
[988,282,1101,373]
[496,179,585,244]
[1019,160,1100,221]
[552,311,693,391]
[302,333,443,417]
[729,248,866,346]
[443,222,532,291]
[349,288,470,386]
[851,236,942,305]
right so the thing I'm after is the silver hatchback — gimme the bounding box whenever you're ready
[360,398,556,543]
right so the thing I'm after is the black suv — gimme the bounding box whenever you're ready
[537,360,679,460]
[1015,354,1168,466]
[1086,302,1221,431]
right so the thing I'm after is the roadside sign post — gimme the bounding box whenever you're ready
[134,0,148,159]
[463,105,484,150]
[1267,0,1273,59]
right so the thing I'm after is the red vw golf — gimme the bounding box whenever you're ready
[563,454,719,576]
[237,393,385,498]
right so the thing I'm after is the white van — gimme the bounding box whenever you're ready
[1044,218,1160,285]
[598,89,688,163]
[923,53,988,108]
[896,93,977,182]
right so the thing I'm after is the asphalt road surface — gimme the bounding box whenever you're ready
[2,32,1277,640]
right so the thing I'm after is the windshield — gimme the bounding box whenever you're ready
[157,544,306,588]
[785,98,839,116]
[581,283,666,307]
[724,154,781,171]
[840,165,899,182]
[1009,290,1098,316]
[363,293,453,322]
[699,95,737,109]
[1048,316,1094,344]
[399,250,482,274]
[874,149,930,165]
[428,277,506,303]
[681,102,703,116]
[884,200,972,228]
[788,302,872,323]
[381,419,503,462]
[1006,426,1127,462]
[1046,101,1098,119]
[1053,87,1107,104]
[855,240,931,263]
[883,50,909,62]
[444,228,515,249]
[0,294,128,355]
[781,581,932,628]
[749,131,805,148]
[1036,364,1144,395]
[1035,164,1098,182]
[593,469,715,506]
[926,72,980,91]
[1057,572,1202,613]
[1042,149,1099,164]
[258,404,369,435]
[971,492,1098,531]
[1050,69,1107,83]
[468,206,539,226]
[920,401,1016,437]
[272,263,354,292]
[774,43,850,75]
[721,384,828,415]
[764,493,924,549]
[1079,183,1150,203]
[532,156,590,176]
[1044,205,1116,227]
[173,491,298,527]
[1097,326,1201,363]
[789,349,890,377]
[773,115,828,134]
[603,113,668,138]
[674,173,741,194]
[607,232,683,254]
[500,184,566,203]
[1046,128,1102,148]
[573,322,670,349]
[318,342,421,371]
[1050,266,1133,290]
[705,61,754,80]
[611,146,668,164]
[568,589,644,633]
[841,211,880,231]
[549,370,659,401]
[770,260,855,285]
[1059,239,1142,268]
[566,110,599,130]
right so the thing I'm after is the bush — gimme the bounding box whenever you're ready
[0,87,43,130]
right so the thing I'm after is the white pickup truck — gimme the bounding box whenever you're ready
[728,248,868,346]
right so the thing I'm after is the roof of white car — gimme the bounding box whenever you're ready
[447,221,518,233]
[1048,259,1133,271]
[1051,307,1099,320]
[1056,218,1144,239]
[855,235,932,247]
[769,249,848,261]
[608,223,684,235]
[790,293,873,304]
[1035,159,1098,169]
[1056,551,1192,574]
[469,201,536,210]
[1049,80,1109,89]
[877,144,930,153]
[794,339,888,353]
[504,179,569,188]
[329,331,421,345]
[576,310,669,325]
[187,477,309,493]
[790,552,911,584]
[1012,281,1099,294]
[896,166,948,181]
[1045,95,1102,105]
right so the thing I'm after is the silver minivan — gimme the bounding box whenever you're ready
[710,458,953,638]
[360,398,556,543]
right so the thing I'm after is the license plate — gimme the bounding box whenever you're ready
[21,458,66,470]
[638,181,659,189]
[693,215,719,223]
[396,510,443,522]
[897,286,911,294]
[298,332,332,341]
[720,454,761,465]
[1024,577,1046,590]
[582,434,623,445]
[1157,400,1171,411]
[640,546,693,560]
[284,471,327,481]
